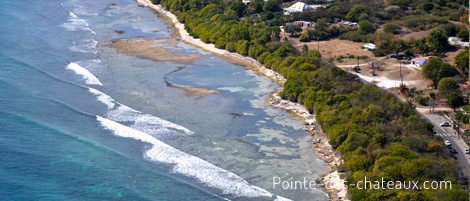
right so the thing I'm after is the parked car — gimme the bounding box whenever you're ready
[440,122,451,127]
[445,140,451,146]
[451,149,458,154]
[465,149,469,154]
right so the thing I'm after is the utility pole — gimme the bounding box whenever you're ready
[400,60,403,85]
[429,97,432,113]
[317,36,319,52]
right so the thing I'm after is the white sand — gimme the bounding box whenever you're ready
[136,0,347,199]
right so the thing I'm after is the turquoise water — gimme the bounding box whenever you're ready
[0,0,328,200]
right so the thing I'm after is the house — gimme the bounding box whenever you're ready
[411,56,429,67]
[283,2,323,15]
[362,43,376,51]
[448,37,469,48]
[293,21,313,27]
[242,0,268,4]
[344,21,358,27]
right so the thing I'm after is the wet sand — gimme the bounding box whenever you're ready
[109,37,200,65]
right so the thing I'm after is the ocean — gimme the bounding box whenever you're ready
[0,0,328,200]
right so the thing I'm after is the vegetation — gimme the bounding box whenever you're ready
[447,92,465,110]
[421,57,459,88]
[455,105,470,124]
[384,22,402,34]
[437,77,459,97]
[454,49,469,75]
[457,29,469,41]
[155,0,469,199]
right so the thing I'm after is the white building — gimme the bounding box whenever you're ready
[362,43,376,51]
[283,2,323,15]
[242,0,268,4]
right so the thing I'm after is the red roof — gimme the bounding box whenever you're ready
[411,56,429,61]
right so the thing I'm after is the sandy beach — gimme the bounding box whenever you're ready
[135,0,348,200]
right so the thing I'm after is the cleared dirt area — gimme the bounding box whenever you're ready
[287,34,428,90]
[444,48,464,66]
[399,30,430,41]
[291,38,375,59]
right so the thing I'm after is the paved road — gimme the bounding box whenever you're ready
[426,114,469,179]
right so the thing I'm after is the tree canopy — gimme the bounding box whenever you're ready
[358,20,376,34]
[437,77,459,97]
[426,28,448,54]
[421,57,458,88]
[454,49,469,75]
[345,4,369,22]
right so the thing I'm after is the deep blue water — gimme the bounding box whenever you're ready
[0,0,328,200]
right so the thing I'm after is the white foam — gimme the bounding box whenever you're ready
[75,59,102,75]
[105,105,142,122]
[66,62,103,85]
[97,116,290,200]
[69,45,97,54]
[88,88,115,109]
[72,5,99,16]
[87,88,193,135]
[133,115,194,135]
[69,39,98,54]
[217,86,246,92]
[61,11,96,34]
[68,11,78,19]
[243,112,255,116]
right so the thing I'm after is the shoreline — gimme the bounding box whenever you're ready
[135,0,348,200]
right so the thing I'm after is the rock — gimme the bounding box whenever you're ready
[230,113,241,118]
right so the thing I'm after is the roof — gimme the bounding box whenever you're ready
[448,37,469,48]
[283,2,317,13]
[363,43,376,49]
[411,56,429,61]
[416,60,427,65]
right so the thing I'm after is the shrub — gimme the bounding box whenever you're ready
[457,29,469,41]
[384,23,402,34]
[299,34,310,42]
[415,96,430,106]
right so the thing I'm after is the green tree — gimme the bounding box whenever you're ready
[456,29,469,41]
[437,77,459,97]
[438,63,459,81]
[454,49,469,75]
[411,38,430,55]
[420,2,435,12]
[229,1,247,17]
[262,0,280,12]
[358,20,376,34]
[384,22,402,34]
[426,28,448,54]
[236,40,249,55]
[299,34,310,42]
[345,4,368,22]
[421,57,440,87]
[455,105,470,124]
[248,0,264,13]
[392,38,406,54]
[302,44,308,54]
[313,18,329,39]
[284,24,302,36]
[447,92,464,110]
[422,57,458,88]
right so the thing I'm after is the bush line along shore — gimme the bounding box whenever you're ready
[136,0,468,200]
